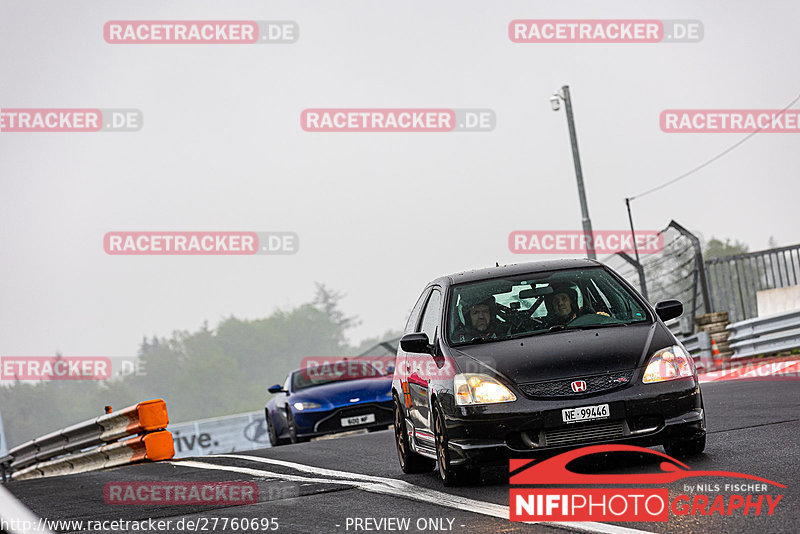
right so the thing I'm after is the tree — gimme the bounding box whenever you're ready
[312,282,359,335]
[0,284,396,447]
[704,237,748,260]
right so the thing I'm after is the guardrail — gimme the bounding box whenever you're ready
[0,399,174,482]
[675,331,713,370]
[727,309,800,359]
[680,332,699,354]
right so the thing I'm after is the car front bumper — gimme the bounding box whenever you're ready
[442,378,705,465]
[295,400,394,438]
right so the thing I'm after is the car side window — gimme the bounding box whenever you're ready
[283,375,291,392]
[404,287,431,334]
[419,289,442,342]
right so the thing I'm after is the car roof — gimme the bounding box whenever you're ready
[432,259,602,287]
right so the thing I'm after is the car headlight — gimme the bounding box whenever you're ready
[454,373,517,405]
[293,402,321,411]
[643,345,695,384]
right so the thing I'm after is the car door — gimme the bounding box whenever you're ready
[396,286,431,403]
[407,287,442,432]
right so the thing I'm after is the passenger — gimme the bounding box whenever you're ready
[453,295,508,342]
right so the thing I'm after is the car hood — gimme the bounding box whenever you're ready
[293,376,392,406]
[448,323,669,385]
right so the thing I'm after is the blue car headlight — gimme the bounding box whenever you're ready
[293,402,322,411]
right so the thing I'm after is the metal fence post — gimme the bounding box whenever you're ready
[696,331,712,370]
[615,252,648,301]
[668,221,712,314]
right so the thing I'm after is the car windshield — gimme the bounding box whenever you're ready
[447,267,649,346]
[291,360,383,391]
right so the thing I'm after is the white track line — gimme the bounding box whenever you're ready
[0,484,54,534]
[175,456,656,534]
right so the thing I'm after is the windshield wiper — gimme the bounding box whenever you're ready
[548,322,628,332]
[452,335,507,346]
[508,330,551,340]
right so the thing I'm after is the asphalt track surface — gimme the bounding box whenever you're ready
[5,380,799,534]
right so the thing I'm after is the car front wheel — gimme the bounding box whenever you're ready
[286,406,309,444]
[266,412,288,447]
[433,401,474,486]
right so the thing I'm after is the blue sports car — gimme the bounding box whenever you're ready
[265,361,394,446]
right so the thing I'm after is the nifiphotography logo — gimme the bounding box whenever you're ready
[510,444,784,522]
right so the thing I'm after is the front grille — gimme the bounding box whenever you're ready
[519,371,634,398]
[543,421,625,447]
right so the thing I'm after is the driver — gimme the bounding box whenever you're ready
[544,283,611,327]
[544,283,581,326]
[452,295,507,342]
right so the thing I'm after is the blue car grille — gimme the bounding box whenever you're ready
[314,403,393,433]
[519,371,634,398]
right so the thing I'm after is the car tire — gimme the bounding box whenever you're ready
[266,412,289,447]
[433,401,474,487]
[394,395,435,474]
[664,433,706,458]
[286,406,309,444]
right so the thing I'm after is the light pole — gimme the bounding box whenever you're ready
[551,85,596,260]
[625,196,649,300]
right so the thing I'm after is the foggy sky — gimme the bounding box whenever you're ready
[1,0,798,358]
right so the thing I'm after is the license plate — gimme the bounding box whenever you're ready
[341,413,375,427]
[562,403,610,424]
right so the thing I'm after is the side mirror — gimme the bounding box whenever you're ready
[268,384,285,394]
[400,332,431,354]
[655,300,683,322]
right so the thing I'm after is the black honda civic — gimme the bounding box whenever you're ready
[392,259,705,485]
